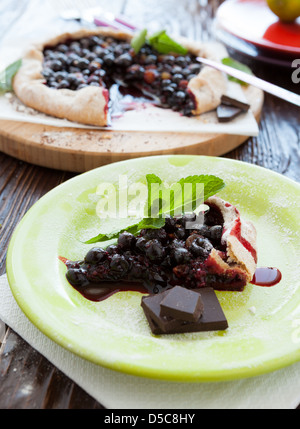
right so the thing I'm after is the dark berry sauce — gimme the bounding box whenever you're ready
[251,267,282,287]
[68,278,149,302]
[42,35,201,116]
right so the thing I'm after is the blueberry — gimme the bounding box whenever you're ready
[66,53,79,65]
[110,254,130,276]
[161,78,172,87]
[190,237,213,259]
[49,81,59,89]
[164,215,177,233]
[145,239,165,262]
[162,55,176,65]
[209,225,223,241]
[125,64,145,80]
[89,60,102,73]
[70,41,81,53]
[174,91,187,103]
[93,45,107,56]
[188,63,201,74]
[144,54,157,64]
[175,227,186,240]
[170,239,186,249]
[106,245,119,255]
[50,60,63,72]
[196,225,210,237]
[54,71,68,81]
[172,73,184,83]
[142,228,167,244]
[176,56,190,66]
[93,68,106,77]
[135,237,148,253]
[57,79,70,89]
[80,38,91,49]
[66,268,88,286]
[42,68,54,79]
[85,247,107,264]
[103,53,115,66]
[44,49,55,59]
[129,263,146,280]
[187,73,197,81]
[170,247,191,266]
[77,58,90,70]
[90,36,102,46]
[77,83,88,90]
[82,68,91,76]
[88,75,101,84]
[118,231,136,250]
[162,85,175,96]
[55,53,68,65]
[85,52,97,61]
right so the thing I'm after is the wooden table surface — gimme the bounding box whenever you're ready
[0,0,299,409]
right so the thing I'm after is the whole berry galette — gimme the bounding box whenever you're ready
[13,28,228,126]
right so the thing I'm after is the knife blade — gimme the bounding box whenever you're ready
[197,57,300,107]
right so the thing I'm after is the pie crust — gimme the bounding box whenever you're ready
[13,27,228,126]
[205,196,257,285]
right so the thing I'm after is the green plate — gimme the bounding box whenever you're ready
[6,155,300,382]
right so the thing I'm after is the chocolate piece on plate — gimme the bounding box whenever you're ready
[141,290,180,334]
[217,104,243,123]
[221,95,250,111]
[141,287,228,335]
[160,285,204,322]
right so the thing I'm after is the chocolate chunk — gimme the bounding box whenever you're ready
[141,290,180,334]
[160,286,204,322]
[217,104,243,123]
[141,287,228,335]
[221,95,250,112]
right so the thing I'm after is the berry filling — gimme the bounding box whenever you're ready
[64,208,249,302]
[42,35,201,116]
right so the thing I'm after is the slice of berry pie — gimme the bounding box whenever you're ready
[64,196,257,298]
[13,28,227,126]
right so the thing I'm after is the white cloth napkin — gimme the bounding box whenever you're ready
[1,273,300,409]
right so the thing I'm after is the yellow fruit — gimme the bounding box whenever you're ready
[266,0,300,22]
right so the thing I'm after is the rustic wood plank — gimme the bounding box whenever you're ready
[0,329,103,409]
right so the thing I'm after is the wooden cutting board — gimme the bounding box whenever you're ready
[0,85,263,173]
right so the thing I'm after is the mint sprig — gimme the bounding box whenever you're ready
[85,174,225,244]
[131,28,148,54]
[0,59,22,94]
[221,57,253,86]
[131,28,188,55]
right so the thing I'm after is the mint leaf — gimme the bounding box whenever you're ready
[85,223,140,244]
[181,175,226,202]
[147,30,166,45]
[130,28,188,56]
[85,174,225,244]
[137,216,165,230]
[0,59,22,94]
[131,28,148,54]
[149,30,188,55]
[221,57,253,86]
